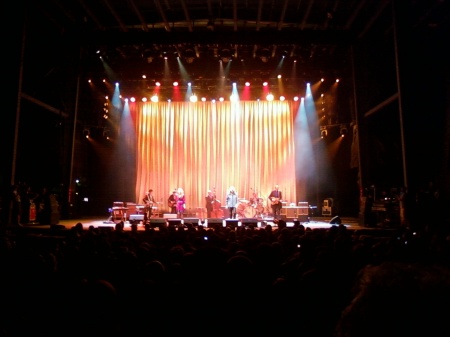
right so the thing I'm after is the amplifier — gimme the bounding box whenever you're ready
[129,214,144,221]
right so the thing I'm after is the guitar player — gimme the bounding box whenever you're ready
[168,190,178,214]
[143,189,156,220]
[268,184,283,220]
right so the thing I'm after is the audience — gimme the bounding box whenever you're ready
[1,209,449,337]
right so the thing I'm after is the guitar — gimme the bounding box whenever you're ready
[168,199,176,208]
[144,195,154,208]
[271,197,281,205]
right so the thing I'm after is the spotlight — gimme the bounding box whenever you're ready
[220,49,232,63]
[103,129,111,139]
[82,128,90,138]
[184,48,196,64]
[259,48,271,63]
[340,125,348,137]
[320,126,327,138]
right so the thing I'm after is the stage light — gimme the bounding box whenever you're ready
[340,125,348,137]
[259,48,270,63]
[266,93,274,101]
[320,126,327,138]
[103,129,111,139]
[82,128,90,138]
[184,48,196,63]
[220,48,232,63]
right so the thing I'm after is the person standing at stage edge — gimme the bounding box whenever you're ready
[176,187,186,219]
[226,186,238,219]
[168,190,177,214]
[205,189,215,218]
[143,189,156,220]
[269,184,283,220]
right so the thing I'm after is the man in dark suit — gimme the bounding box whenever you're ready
[268,184,282,220]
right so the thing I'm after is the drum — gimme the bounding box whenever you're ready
[256,203,264,214]
[237,202,247,216]
[243,205,256,218]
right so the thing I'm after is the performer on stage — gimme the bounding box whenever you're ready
[268,184,283,220]
[226,186,238,219]
[205,189,215,218]
[168,190,177,214]
[175,187,186,219]
[143,189,155,220]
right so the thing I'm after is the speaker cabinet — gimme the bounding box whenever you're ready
[207,219,223,228]
[168,219,183,227]
[129,214,144,221]
[149,218,167,228]
[225,219,239,228]
[241,218,258,228]
[183,218,199,226]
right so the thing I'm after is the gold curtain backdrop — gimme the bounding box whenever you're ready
[132,100,298,213]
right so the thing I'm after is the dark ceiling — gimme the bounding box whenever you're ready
[10,0,448,120]
[24,0,449,85]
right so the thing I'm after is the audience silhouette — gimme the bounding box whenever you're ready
[1,203,450,337]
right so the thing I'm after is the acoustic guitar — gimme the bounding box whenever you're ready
[271,197,281,205]
[168,199,176,208]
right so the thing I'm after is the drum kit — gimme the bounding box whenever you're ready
[237,193,267,219]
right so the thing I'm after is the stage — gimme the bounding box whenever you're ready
[20,215,368,232]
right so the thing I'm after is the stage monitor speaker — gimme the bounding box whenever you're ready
[149,218,166,228]
[207,219,223,228]
[183,218,199,226]
[241,218,258,228]
[129,214,144,221]
[163,213,177,219]
[168,219,183,227]
[225,219,239,228]
[329,216,342,225]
